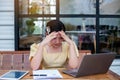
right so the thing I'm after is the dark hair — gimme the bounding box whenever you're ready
[46,20,66,33]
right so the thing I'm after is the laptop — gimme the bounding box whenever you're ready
[63,52,116,77]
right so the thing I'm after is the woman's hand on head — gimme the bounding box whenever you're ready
[40,32,57,46]
[59,31,73,45]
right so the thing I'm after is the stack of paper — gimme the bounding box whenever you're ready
[32,69,63,80]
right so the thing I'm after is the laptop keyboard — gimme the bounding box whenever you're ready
[63,69,78,74]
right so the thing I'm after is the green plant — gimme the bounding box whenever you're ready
[64,23,76,31]
[29,2,41,14]
[26,19,35,36]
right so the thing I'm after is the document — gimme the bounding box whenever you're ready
[32,69,63,80]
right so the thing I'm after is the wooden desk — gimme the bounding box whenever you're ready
[0,70,119,80]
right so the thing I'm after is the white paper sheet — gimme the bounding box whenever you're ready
[32,69,63,80]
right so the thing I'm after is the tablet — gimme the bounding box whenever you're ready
[0,70,28,80]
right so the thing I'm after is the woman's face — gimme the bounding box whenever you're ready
[50,33,64,48]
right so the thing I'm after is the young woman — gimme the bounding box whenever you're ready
[29,20,79,70]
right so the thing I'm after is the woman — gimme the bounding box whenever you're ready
[29,20,79,70]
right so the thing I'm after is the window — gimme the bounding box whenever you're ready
[15,0,120,57]
[100,0,120,15]
[60,0,96,14]
[99,18,120,55]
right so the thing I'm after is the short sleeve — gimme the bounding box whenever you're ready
[29,43,39,61]
[63,41,79,58]
[73,41,79,57]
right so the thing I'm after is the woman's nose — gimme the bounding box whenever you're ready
[56,38,60,43]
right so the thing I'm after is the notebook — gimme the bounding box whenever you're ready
[63,53,116,77]
[32,69,63,79]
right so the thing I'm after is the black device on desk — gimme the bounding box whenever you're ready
[0,70,28,80]
[63,53,116,77]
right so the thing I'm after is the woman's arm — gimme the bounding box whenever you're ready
[59,31,79,69]
[30,43,44,70]
[68,42,79,69]
[30,32,57,70]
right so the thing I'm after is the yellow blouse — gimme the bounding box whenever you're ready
[29,42,79,69]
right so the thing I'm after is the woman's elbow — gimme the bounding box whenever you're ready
[69,62,78,69]
[31,65,39,70]
[30,62,40,70]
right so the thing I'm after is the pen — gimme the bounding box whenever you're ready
[30,74,47,76]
